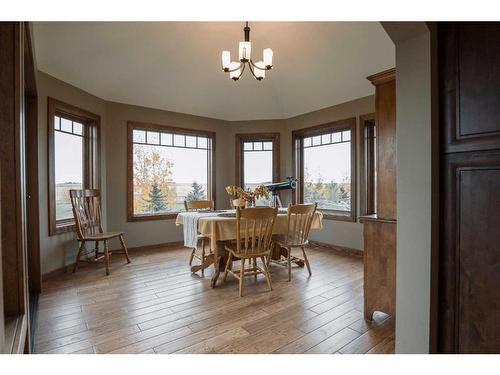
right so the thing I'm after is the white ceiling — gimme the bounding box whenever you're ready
[33,22,395,121]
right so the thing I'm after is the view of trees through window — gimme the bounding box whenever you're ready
[242,140,273,206]
[303,129,351,211]
[132,128,209,216]
[54,115,84,221]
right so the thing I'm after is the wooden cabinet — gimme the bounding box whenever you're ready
[437,23,500,353]
[361,68,397,320]
[0,172,3,350]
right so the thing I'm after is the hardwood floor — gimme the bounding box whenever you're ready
[34,244,394,354]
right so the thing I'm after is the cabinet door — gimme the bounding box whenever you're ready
[440,151,500,353]
[440,23,500,154]
[0,174,3,350]
[364,220,397,319]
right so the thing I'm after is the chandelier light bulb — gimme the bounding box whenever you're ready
[229,62,242,80]
[263,48,273,69]
[254,61,266,80]
[221,51,231,71]
[239,41,251,62]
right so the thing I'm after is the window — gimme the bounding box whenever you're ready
[235,133,280,206]
[292,118,356,221]
[48,98,100,235]
[127,122,215,221]
[359,113,377,216]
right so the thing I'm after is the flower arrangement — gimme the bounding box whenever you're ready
[225,185,269,207]
[254,185,270,200]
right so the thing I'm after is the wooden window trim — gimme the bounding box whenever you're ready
[292,117,357,222]
[47,97,101,236]
[235,133,280,187]
[127,121,216,222]
[359,113,376,219]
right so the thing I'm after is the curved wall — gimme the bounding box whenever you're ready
[37,71,374,275]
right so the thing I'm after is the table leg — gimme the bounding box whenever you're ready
[270,243,305,268]
[210,240,229,288]
[190,254,215,274]
[270,242,282,260]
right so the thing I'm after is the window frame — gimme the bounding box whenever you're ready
[47,97,101,236]
[359,113,377,218]
[292,117,357,222]
[235,133,280,188]
[127,121,216,222]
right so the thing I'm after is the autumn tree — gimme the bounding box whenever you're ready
[304,167,325,203]
[133,146,176,213]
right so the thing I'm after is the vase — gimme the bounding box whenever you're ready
[232,198,246,208]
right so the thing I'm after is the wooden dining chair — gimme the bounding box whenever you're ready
[184,200,214,277]
[273,203,317,281]
[223,207,277,297]
[70,189,131,276]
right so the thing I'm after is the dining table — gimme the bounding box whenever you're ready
[175,208,323,287]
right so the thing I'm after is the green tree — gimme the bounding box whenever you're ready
[145,180,168,212]
[186,181,206,201]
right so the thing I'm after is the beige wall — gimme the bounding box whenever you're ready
[37,71,374,274]
[393,29,433,354]
[37,71,108,274]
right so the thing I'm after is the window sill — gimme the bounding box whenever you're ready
[49,221,76,236]
[320,211,356,222]
[128,212,179,222]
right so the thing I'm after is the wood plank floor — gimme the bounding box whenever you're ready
[35,244,394,354]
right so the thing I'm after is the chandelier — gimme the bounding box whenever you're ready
[221,22,274,81]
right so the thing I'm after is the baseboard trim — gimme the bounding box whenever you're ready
[41,240,186,281]
[308,241,363,258]
[125,241,185,252]
[42,265,69,281]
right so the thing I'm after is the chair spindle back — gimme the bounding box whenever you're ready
[70,189,103,240]
[236,207,278,256]
[285,203,317,245]
[184,200,214,211]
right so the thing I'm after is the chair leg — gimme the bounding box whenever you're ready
[239,259,245,297]
[287,247,292,281]
[223,252,233,282]
[301,246,312,276]
[73,240,85,273]
[260,256,273,291]
[201,239,205,277]
[266,245,273,269]
[119,235,131,264]
[253,257,257,281]
[103,240,110,276]
[189,248,195,266]
[94,241,99,260]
